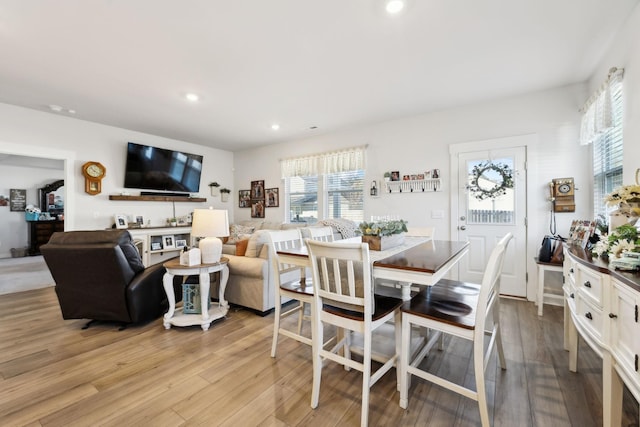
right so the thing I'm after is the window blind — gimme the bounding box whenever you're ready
[592,75,623,220]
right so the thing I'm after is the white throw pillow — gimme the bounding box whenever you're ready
[228,224,255,243]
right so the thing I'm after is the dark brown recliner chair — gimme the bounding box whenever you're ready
[41,230,179,328]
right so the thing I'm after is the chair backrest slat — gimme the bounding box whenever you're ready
[305,226,335,242]
[477,233,513,328]
[268,229,304,276]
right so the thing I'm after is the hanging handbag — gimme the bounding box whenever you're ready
[538,236,553,262]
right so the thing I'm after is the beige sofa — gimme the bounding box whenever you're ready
[217,219,357,315]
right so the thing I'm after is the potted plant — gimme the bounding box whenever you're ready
[383,172,391,182]
[208,182,220,196]
[356,219,408,250]
[220,188,231,202]
[168,217,178,227]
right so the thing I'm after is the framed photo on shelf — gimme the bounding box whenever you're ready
[162,235,176,249]
[391,171,400,181]
[151,242,162,251]
[114,214,128,229]
[175,239,187,248]
[239,189,251,208]
[134,215,144,226]
[266,188,279,207]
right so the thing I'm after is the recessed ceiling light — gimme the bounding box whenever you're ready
[185,93,199,102]
[271,124,280,131]
[385,0,405,14]
[49,104,63,112]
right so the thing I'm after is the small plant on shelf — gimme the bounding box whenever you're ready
[383,172,391,182]
[220,188,231,194]
[208,182,220,188]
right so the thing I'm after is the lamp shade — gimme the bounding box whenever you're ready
[191,208,229,263]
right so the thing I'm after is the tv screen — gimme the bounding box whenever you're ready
[124,142,203,193]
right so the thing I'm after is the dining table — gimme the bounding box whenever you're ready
[276,236,470,300]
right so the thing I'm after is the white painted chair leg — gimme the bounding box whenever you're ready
[399,314,411,409]
[271,296,281,358]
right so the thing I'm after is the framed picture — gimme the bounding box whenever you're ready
[251,200,265,218]
[390,171,400,181]
[162,235,176,249]
[151,242,162,251]
[239,189,251,208]
[402,175,410,181]
[114,214,128,229]
[266,188,279,207]
[177,217,187,226]
[175,239,187,248]
[134,215,144,226]
[251,180,265,200]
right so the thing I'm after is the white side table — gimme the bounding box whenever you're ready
[162,257,229,330]
[535,257,564,316]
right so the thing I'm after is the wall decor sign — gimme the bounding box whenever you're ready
[10,189,27,211]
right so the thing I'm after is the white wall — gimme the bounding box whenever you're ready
[234,83,592,301]
[0,103,234,259]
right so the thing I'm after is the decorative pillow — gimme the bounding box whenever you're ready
[235,238,249,256]
[245,230,271,257]
[228,224,255,243]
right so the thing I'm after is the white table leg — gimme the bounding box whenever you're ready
[399,281,411,301]
[199,271,210,330]
[162,272,176,329]
[218,265,229,310]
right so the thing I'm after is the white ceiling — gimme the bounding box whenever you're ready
[0,0,638,152]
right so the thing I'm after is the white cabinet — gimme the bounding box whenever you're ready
[128,227,192,267]
[610,279,640,400]
[564,248,640,426]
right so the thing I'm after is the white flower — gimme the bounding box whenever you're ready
[592,240,610,257]
[609,239,637,258]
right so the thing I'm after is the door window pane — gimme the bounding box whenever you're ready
[467,157,515,225]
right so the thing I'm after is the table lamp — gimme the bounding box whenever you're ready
[191,208,229,264]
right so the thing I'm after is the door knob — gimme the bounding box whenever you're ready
[459,226,466,230]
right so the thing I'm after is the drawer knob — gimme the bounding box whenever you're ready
[609,313,618,319]
[584,281,591,288]
[570,293,575,299]
[585,312,593,320]
[570,268,574,273]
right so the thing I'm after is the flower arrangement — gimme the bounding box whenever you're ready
[592,224,640,259]
[605,184,640,206]
[357,219,408,237]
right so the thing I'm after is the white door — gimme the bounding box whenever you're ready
[452,146,527,297]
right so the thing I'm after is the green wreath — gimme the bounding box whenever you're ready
[468,161,514,201]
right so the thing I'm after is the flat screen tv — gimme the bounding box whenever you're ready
[124,142,203,193]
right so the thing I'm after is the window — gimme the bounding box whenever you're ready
[282,146,365,224]
[326,170,364,222]
[592,76,623,220]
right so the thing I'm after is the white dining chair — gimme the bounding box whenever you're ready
[399,232,513,427]
[268,229,313,357]
[304,226,335,242]
[306,239,403,427]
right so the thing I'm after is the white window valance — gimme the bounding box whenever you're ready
[280,146,366,178]
[579,67,624,145]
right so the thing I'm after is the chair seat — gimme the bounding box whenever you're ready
[324,294,403,322]
[279,279,314,296]
[402,278,480,330]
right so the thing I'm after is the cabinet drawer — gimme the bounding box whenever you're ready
[576,293,604,343]
[576,264,603,307]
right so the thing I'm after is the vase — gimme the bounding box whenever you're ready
[361,233,405,251]
[221,193,229,202]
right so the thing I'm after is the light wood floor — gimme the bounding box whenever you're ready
[0,288,638,427]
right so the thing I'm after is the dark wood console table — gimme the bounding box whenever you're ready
[28,220,64,255]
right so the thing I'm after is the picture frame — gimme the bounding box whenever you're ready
[265,188,279,207]
[134,215,144,226]
[162,235,176,249]
[175,239,187,248]
[251,200,265,218]
[177,217,187,226]
[390,171,400,181]
[151,242,162,251]
[114,214,128,229]
[239,189,251,208]
[251,180,265,200]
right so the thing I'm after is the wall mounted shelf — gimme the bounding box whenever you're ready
[109,195,207,202]
[384,178,442,193]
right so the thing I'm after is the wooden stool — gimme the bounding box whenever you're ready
[535,257,563,316]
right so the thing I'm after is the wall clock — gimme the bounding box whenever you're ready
[82,161,106,195]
